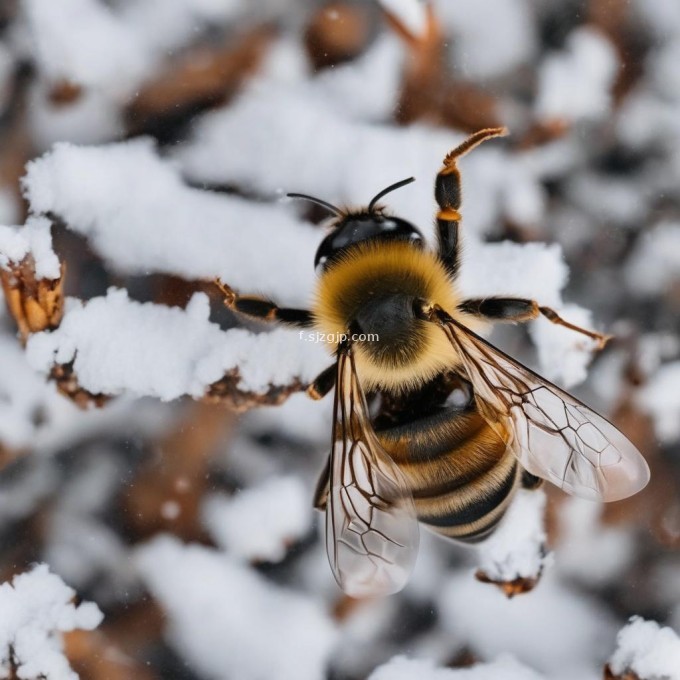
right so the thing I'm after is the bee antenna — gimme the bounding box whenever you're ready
[287,193,342,216]
[368,177,415,214]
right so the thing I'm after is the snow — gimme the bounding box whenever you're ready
[636,361,680,443]
[258,36,309,85]
[177,81,444,225]
[625,221,680,296]
[22,139,319,305]
[25,288,328,401]
[476,489,548,583]
[458,241,567,307]
[534,28,618,123]
[616,88,680,149]
[368,655,546,680]
[136,535,338,680]
[117,0,243,55]
[21,0,152,96]
[243,391,333,445]
[0,334,56,450]
[529,304,599,388]
[500,155,548,228]
[459,242,600,387]
[312,34,405,122]
[565,171,649,228]
[632,0,680,40]
[175,80,513,235]
[555,498,634,588]
[42,452,138,599]
[0,458,56,530]
[20,0,245,98]
[0,564,103,680]
[27,84,123,151]
[0,215,60,279]
[435,0,537,80]
[609,617,680,680]
[0,189,19,226]
[440,571,616,677]
[202,475,313,562]
[378,0,428,39]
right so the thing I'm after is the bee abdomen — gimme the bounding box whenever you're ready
[377,406,519,543]
[417,457,520,543]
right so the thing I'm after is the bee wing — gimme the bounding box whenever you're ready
[326,348,419,598]
[440,317,649,502]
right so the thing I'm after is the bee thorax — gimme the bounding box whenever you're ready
[354,294,417,345]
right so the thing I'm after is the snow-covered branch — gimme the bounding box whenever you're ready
[606,617,680,680]
[0,564,103,680]
[25,288,328,407]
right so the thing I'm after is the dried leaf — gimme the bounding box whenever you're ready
[0,258,65,342]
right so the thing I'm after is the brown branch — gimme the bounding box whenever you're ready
[386,3,501,131]
[304,2,373,70]
[603,664,640,680]
[125,24,277,137]
[64,629,158,680]
[120,401,236,541]
[49,362,111,410]
[45,359,307,411]
[204,370,306,411]
[474,568,543,598]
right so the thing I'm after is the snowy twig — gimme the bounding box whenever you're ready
[606,617,680,680]
[25,288,328,409]
[368,655,546,679]
[474,489,550,597]
[0,564,103,680]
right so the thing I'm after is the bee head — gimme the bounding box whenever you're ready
[288,178,423,272]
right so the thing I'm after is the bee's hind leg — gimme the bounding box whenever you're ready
[214,279,314,328]
[435,127,508,279]
[313,455,330,511]
[521,470,544,490]
[457,297,612,349]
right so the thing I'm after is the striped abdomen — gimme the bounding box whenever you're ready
[376,406,520,543]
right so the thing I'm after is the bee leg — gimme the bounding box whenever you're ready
[538,305,613,349]
[214,278,314,328]
[306,363,337,400]
[521,470,544,490]
[313,455,330,511]
[435,127,508,278]
[457,297,612,349]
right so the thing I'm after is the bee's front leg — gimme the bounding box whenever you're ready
[214,279,314,328]
[457,297,612,349]
[435,127,508,279]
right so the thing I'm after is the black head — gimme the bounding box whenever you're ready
[288,177,424,271]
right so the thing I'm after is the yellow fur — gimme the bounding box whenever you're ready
[312,241,484,393]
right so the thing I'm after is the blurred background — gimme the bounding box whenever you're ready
[1,0,680,678]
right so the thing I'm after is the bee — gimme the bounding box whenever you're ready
[215,127,650,598]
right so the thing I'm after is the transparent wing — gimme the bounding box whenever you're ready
[439,316,649,502]
[326,347,419,597]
